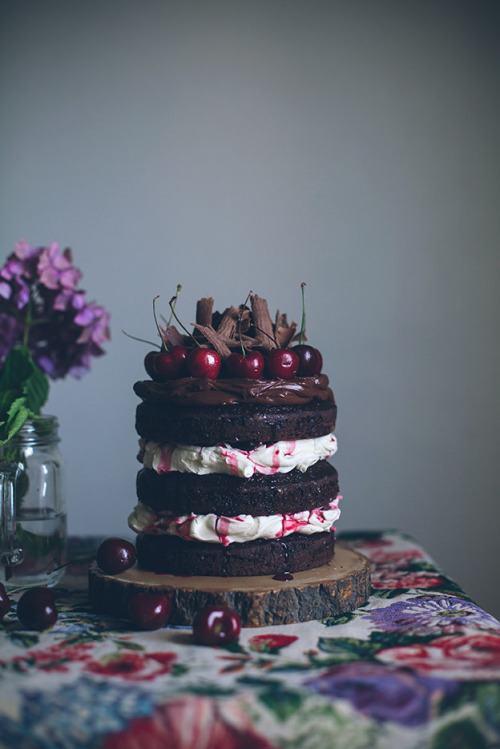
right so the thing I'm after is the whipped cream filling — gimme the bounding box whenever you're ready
[128,496,341,546]
[139,432,337,478]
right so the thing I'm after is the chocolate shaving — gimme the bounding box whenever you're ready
[215,307,240,340]
[196,297,214,326]
[189,293,299,355]
[192,324,232,358]
[158,324,187,348]
[276,322,298,348]
[274,311,298,348]
[251,295,276,350]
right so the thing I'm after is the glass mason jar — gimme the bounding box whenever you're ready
[0,415,67,588]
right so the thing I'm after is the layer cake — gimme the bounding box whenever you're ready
[128,292,341,577]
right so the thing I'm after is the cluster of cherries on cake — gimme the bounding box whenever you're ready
[145,342,322,382]
[138,285,323,382]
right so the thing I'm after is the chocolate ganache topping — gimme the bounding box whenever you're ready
[134,374,334,406]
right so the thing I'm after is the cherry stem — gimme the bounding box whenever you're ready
[299,282,306,345]
[122,330,160,349]
[49,555,96,574]
[152,296,170,352]
[168,294,201,347]
[253,324,279,348]
[238,290,253,355]
[167,284,182,327]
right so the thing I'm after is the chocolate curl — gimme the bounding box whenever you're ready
[216,305,255,346]
[251,295,276,350]
[215,306,240,340]
[158,324,187,348]
[275,312,298,348]
[192,324,232,358]
[196,297,214,326]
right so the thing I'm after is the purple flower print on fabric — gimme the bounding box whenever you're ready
[305,661,459,727]
[366,595,500,637]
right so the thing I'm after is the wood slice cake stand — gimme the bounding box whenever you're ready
[88,542,370,627]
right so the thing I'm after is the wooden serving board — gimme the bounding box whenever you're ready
[88,542,371,627]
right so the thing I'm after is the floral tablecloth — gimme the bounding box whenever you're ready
[1,530,499,749]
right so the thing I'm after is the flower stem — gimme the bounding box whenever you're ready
[22,298,33,348]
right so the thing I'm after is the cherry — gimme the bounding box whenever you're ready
[294,344,322,376]
[17,587,58,631]
[0,583,11,620]
[153,345,188,381]
[96,537,137,575]
[192,605,241,646]
[265,348,300,380]
[315,348,323,372]
[144,350,158,378]
[226,351,265,379]
[128,592,172,630]
[187,348,221,378]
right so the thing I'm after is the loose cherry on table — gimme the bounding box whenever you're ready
[293,344,323,376]
[192,605,242,646]
[128,592,172,630]
[187,348,221,378]
[265,348,300,380]
[96,537,137,575]
[0,583,11,620]
[225,350,265,379]
[17,587,58,631]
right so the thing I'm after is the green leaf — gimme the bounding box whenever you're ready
[430,717,487,749]
[0,346,49,445]
[317,636,380,661]
[171,663,189,677]
[320,611,360,627]
[10,631,40,649]
[0,395,30,443]
[14,522,65,558]
[372,588,408,600]
[476,683,500,731]
[258,684,304,722]
[370,629,441,649]
[114,639,145,651]
[24,358,49,411]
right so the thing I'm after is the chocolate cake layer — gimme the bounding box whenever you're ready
[136,400,337,445]
[136,461,339,516]
[135,531,335,577]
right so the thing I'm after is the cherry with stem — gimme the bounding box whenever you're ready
[226,291,265,379]
[151,290,188,379]
[294,282,322,376]
[168,294,221,378]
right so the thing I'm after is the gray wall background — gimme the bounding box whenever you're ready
[1,1,499,617]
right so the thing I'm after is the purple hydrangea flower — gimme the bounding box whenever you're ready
[305,661,459,727]
[366,595,500,637]
[37,243,82,291]
[0,240,110,380]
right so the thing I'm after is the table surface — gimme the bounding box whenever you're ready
[1,530,499,749]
